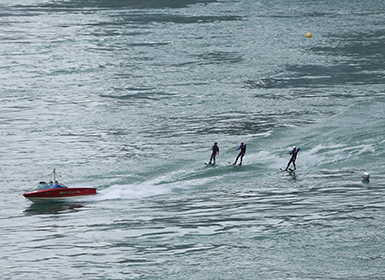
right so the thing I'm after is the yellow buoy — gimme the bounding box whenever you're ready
[306,32,312,38]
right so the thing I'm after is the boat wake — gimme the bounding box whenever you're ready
[93,182,169,201]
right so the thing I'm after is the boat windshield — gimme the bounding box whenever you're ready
[32,181,67,190]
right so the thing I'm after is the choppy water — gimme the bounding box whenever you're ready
[1,0,385,279]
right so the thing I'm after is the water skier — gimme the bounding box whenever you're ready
[208,142,219,165]
[284,146,300,171]
[233,142,246,165]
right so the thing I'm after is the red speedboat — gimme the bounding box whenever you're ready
[23,169,97,202]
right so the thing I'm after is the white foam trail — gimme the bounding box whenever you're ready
[95,182,168,201]
[88,168,220,202]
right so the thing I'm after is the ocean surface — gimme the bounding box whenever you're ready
[1,0,385,279]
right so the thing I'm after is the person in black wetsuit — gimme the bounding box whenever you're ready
[285,146,300,170]
[234,142,246,165]
[209,142,219,165]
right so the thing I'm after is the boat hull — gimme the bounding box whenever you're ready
[23,187,97,202]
